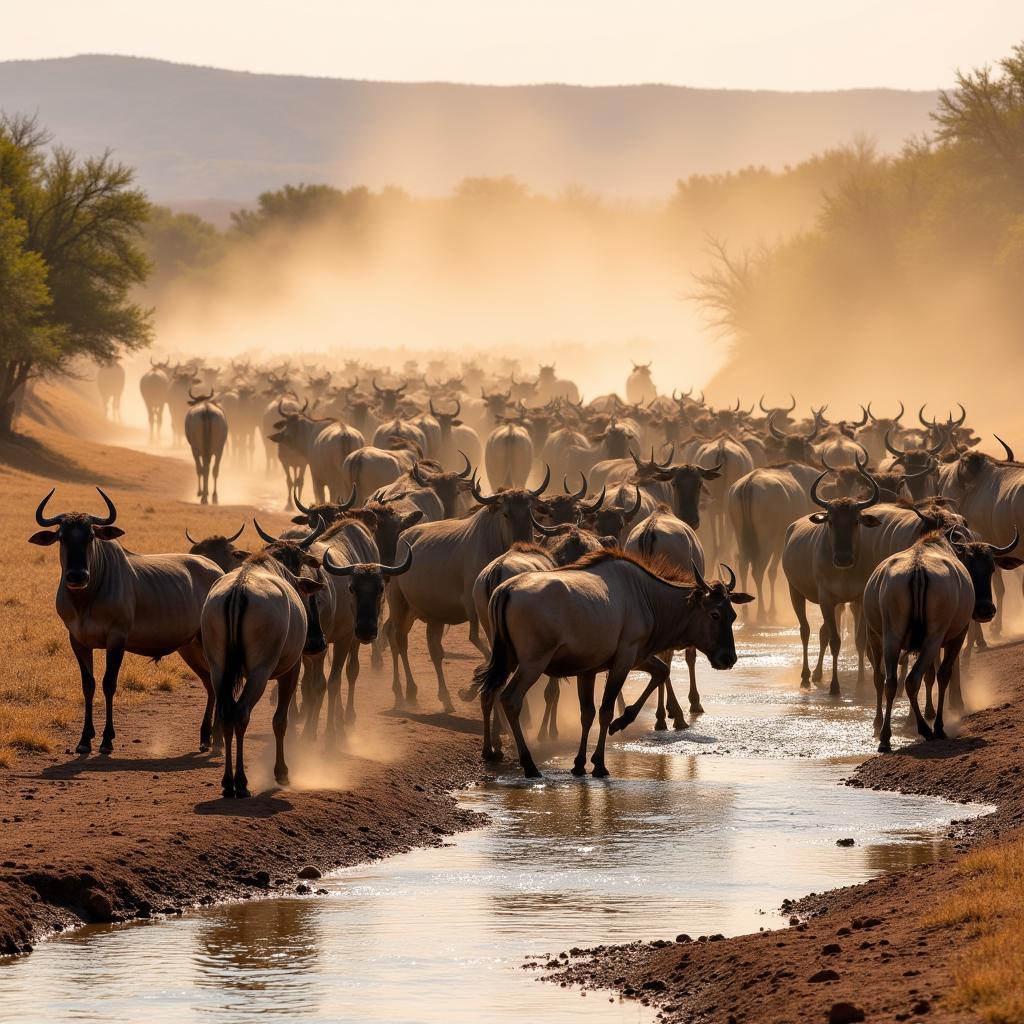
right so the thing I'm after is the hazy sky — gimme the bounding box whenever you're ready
[3,0,1022,89]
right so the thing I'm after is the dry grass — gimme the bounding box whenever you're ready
[927,839,1024,1022]
[0,381,292,765]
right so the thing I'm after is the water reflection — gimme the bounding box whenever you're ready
[0,628,990,1024]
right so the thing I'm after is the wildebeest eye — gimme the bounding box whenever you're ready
[710,611,721,621]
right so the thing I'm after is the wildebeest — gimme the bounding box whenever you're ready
[474,551,752,778]
[184,389,229,505]
[485,421,533,489]
[385,472,549,711]
[625,362,656,405]
[96,360,125,423]
[139,358,171,442]
[29,489,223,754]
[185,524,248,571]
[201,520,327,797]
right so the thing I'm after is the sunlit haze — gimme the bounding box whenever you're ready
[3,0,1023,89]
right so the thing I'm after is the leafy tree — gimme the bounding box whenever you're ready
[0,114,151,435]
[144,205,223,295]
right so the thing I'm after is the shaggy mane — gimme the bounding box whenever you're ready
[510,541,549,556]
[562,547,696,586]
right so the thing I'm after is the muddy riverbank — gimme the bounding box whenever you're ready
[542,640,1024,1023]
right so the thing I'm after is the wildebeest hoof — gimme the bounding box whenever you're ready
[799,679,811,689]
[933,727,946,740]
[673,720,689,731]
[99,741,113,755]
[235,786,251,798]
[570,763,587,777]
[441,703,455,715]
[689,703,705,715]
[811,669,823,683]
[829,686,842,699]
[523,765,542,779]
[222,786,235,799]
[199,740,211,753]
[482,748,502,763]
[878,742,892,753]
[75,740,92,754]
[654,720,668,732]
[275,772,290,786]
[591,765,610,779]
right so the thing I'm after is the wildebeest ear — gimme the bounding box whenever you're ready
[599,535,617,548]
[700,468,721,480]
[28,529,60,546]
[273,420,287,430]
[859,514,881,528]
[729,592,755,605]
[401,510,424,528]
[290,515,307,524]
[294,576,324,595]
[94,526,126,540]
[232,549,250,560]
[995,556,1024,570]
[300,553,321,569]
[451,418,463,426]
[809,512,828,524]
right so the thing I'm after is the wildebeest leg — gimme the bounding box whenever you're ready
[499,663,545,777]
[812,620,828,684]
[233,714,250,798]
[867,632,884,737]
[820,600,842,697]
[301,653,327,741]
[593,655,654,777]
[571,673,596,777]
[70,637,97,754]
[211,449,222,505]
[654,684,668,731]
[480,687,503,762]
[537,676,560,741]
[878,636,903,753]
[344,638,360,725]
[191,449,204,501]
[178,639,220,753]
[323,643,346,747]
[905,639,939,742]
[791,587,812,687]
[948,649,965,713]
[992,570,1005,637]
[685,646,702,713]
[766,550,781,623]
[426,620,455,713]
[853,603,869,701]
[98,638,126,754]
[935,635,967,738]
[467,603,489,658]
[664,679,687,730]
[923,659,936,719]
[274,665,300,786]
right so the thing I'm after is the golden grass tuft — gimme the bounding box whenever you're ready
[927,840,1024,1022]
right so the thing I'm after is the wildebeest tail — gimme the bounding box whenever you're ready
[638,519,657,558]
[736,479,757,562]
[474,586,518,696]
[218,583,248,721]
[906,565,928,653]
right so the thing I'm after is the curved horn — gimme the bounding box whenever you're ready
[253,518,278,545]
[188,387,198,401]
[429,397,438,417]
[372,378,384,394]
[411,461,428,487]
[901,463,934,481]
[301,397,309,414]
[471,477,500,506]
[893,401,905,423]
[381,541,414,576]
[865,401,876,422]
[884,428,904,459]
[950,403,967,429]
[89,488,117,526]
[927,427,947,457]
[321,549,356,577]
[991,526,1020,556]
[185,527,199,545]
[565,472,588,501]
[767,412,790,441]
[691,560,711,593]
[35,488,61,527]
[580,485,606,514]
[225,523,245,543]
[784,393,797,413]
[656,443,675,470]
[529,464,551,497]
[918,403,936,429]
[720,563,737,592]
[456,450,472,478]
[626,486,643,520]
[530,511,563,536]
[732,398,741,412]
[995,435,1015,462]
[276,398,287,417]
[758,394,770,414]
[338,485,358,511]
[809,471,830,509]
[293,487,315,517]
[850,404,869,428]
[298,515,326,549]
[852,464,880,511]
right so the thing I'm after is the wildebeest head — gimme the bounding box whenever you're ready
[767,411,819,463]
[186,524,248,572]
[530,516,605,566]
[371,378,407,416]
[652,461,720,529]
[428,397,463,440]
[322,542,413,644]
[883,427,944,501]
[590,417,633,460]
[291,488,358,530]
[540,474,605,526]
[359,499,424,564]
[687,563,754,670]
[481,387,512,423]
[949,527,1023,623]
[410,454,473,517]
[29,488,124,590]
[585,485,644,543]
[253,517,328,655]
[472,467,550,543]
[808,467,881,569]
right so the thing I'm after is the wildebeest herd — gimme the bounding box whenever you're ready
[48,356,1023,791]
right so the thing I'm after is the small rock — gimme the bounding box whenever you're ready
[254,871,271,889]
[836,838,855,847]
[676,934,692,943]
[828,1002,865,1024]
[809,969,841,983]
[297,865,322,880]
[295,884,311,894]
[642,979,666,992]
[912,1000,931,1015]
[83,889,113,922]
[822,943,842,955]
[789,916,800,925]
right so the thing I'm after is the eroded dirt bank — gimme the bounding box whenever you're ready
[0,652,486,956]
[541,641,1024,1023]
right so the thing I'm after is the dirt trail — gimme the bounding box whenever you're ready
[542,641,1024,1023]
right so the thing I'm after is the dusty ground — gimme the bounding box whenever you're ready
[0,383,488,954]
[541,642,1024,1023]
